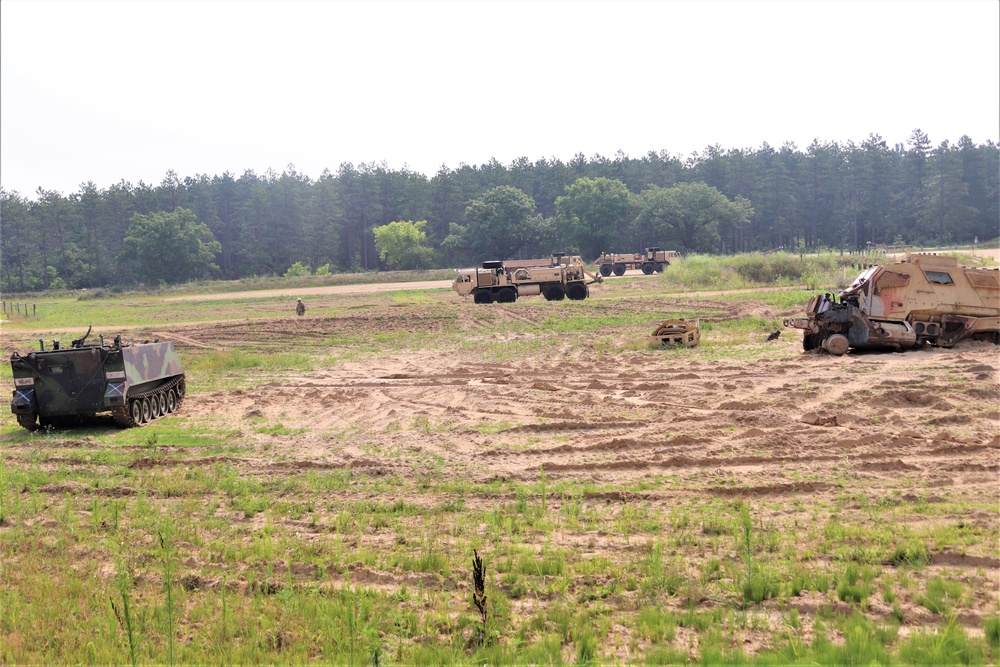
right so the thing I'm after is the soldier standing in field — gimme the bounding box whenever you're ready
[295,298,306,316]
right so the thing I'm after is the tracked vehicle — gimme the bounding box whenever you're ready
[784,254,1000,355]
[10,327,186,430]
[453,253,603,303]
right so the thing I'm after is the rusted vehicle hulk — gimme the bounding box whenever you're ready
[596,247,680,276]
[453,253,603,303]
[784,254,1000,355]
[651,318,700,347]
[10,327,186,430]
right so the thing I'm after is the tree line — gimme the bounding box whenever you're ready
[1,129,996,292]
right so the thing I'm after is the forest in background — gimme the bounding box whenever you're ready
[1,129,997,292]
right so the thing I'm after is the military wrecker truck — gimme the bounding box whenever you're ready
[784,253,1000,355]
[10,327,186,430]
[596,247,680,276]
[453,253,603,303]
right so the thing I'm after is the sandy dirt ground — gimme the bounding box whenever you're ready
[177,319,1000,498]
[162,303,1000,638]
[2,276,998,655]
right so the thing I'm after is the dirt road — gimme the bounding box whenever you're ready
[164,279,455,302]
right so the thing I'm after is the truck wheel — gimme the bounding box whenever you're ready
[544,285,565,301]
[655,263,665,272]
[613,264,626,276]
[599,265,612,277]
[641,262,654,275]
[497,287,516,303]
[823,334,850,356]
[567,283,588,300]
[473,289,494,304]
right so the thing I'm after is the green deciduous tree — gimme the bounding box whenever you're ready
[636,182,751,253]
[555,177,635,259]
[373,220,436,270]
[458,186,543,260]
[119,208,221,285]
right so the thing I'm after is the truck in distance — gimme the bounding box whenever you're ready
[596,247,679,276]
[452,253,603,304]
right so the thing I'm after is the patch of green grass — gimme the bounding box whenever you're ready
[898,618,985,666]
[636,606,677,643]
[473,421,515,435]
[253,423,307,436]
[917,576,964,614]
[836,563,873,604]
[984,615,1000,649]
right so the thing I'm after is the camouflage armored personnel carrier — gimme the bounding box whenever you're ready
[10,327,186,430]
[784,253,1000,355]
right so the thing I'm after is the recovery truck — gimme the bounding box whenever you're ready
[596,247,679,276]
[784,253,1000,355]
[452,253,603,304]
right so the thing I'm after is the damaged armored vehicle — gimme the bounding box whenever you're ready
[784,253,999,355]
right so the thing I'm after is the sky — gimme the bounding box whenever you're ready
[1,0,998,199]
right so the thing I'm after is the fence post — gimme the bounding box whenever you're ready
[33,304,37,317]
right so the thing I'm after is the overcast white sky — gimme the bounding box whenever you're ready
[2,0,997,199]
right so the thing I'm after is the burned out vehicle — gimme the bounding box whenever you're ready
[10,327,186,430]
[784,254,1000,355]
[651,318,701,347]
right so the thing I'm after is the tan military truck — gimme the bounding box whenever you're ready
[784,253,1000,355]
[452,253,603,304]
[596,247,679,276]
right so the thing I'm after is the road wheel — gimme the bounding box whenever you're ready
[497,287,516,303]
[131,399,144,425]
[151,394,162,419]
[543,285,565,301]
[166,389,177,413]
[567,283,588,300]
[16,414,37,430]
[641,262,654,275]
[599,265,612,277]
[613,264,626,276]
[473,289,494,304]
[824,334,850,356]
[141,398,153,423]
[157,393,168,417]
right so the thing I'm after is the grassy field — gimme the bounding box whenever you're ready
[1,251,998,665]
